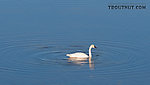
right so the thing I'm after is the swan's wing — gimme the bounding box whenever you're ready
[67,52,89,58]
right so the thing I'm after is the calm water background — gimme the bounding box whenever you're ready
[0,0,150,85]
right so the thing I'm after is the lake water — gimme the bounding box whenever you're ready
[0,0,150,85]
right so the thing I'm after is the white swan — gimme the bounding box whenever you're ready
[66,44,96,60]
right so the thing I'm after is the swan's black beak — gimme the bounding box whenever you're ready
[94,46,97,48]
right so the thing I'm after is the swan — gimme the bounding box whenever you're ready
[66,44,96,61]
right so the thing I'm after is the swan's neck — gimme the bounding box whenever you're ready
[89,46,92,59]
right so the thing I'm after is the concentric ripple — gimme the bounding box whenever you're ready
[0,38,149,79]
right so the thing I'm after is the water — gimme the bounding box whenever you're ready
[0,0,150,85]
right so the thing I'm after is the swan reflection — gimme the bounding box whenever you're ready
[67,57,95,70]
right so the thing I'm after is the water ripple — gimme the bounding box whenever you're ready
[0,39,149,79]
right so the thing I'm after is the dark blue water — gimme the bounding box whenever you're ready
[0,0,150,85]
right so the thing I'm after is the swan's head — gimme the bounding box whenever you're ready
[90,44,96,48]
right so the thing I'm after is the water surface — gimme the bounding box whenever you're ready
[0,0,150,85]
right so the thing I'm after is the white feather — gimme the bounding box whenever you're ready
[66,52,89,58]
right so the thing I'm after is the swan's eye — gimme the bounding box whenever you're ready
[94,46,96,48]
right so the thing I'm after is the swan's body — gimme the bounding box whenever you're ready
[66,53,89,58]
[66,44,96,61]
